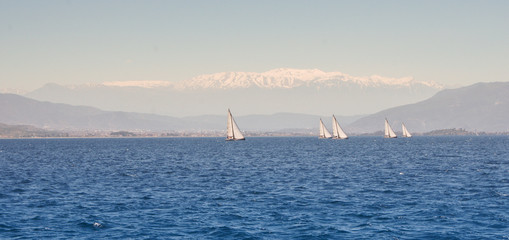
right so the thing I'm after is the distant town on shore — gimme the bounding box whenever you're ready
[0,122,507,139]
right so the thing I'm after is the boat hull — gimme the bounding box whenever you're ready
[226,138,245,141]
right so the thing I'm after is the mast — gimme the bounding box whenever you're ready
[332,115,348,139]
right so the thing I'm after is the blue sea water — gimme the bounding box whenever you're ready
[0,136,508,239]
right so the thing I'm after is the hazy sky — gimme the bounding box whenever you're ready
[1,0,508,91]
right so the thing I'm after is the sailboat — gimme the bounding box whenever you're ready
[402,123,412,138]
[332,115,348,139]
[384,118,397,138]
[319,119,332,139]
[226,109,245,141]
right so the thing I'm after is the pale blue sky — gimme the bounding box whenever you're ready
[1,0,508,91]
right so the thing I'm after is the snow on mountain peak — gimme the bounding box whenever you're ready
[102,81,173,88]
[96,68,442,90]
[178,68,442,90]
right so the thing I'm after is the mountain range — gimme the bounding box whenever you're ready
[1,80,508,135]
[25,68,442,117]
[0,93,360,132]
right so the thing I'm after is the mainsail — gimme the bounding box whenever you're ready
[332,115,348,139]
[319,119,332,139]
[384,118,397,138]
[402,123,412,138]
[226,109,245,141]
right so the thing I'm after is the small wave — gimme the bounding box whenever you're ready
[325,200,348,205]
[11,188,25,193]
[77,221,105,230]
[495,192,508,197]
[0,223,12,229]
[248,190,267,195]
[489,223,508,229]
[207,226,253,239]
[351,222,373,231]
[0,223,20,233]
[120,172,137,177]
[219,213,244,221]
[433,154,462,158]
[348,213,375,219]
[20,179,31,184]
[30,215,43,221]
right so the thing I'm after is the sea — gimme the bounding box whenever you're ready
[0,136,508,239]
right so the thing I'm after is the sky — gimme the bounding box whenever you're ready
[1,0,508,92]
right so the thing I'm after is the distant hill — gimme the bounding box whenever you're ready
[0,93,185,131]
[0,93,360,132]
[347,82,509,133]
[0,123,67,138]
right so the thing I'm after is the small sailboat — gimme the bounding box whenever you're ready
[332,115,348,139]
[226,109,245,141]
[402,123,412,138]
[384,118,397,138]
[319,118,332,139]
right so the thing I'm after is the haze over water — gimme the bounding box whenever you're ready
[1,136,507,239]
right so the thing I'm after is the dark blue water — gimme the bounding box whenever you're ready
[0,136,508,239]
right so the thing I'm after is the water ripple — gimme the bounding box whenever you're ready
[0,136,508,239]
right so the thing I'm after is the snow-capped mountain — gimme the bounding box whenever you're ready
[102,80,174,88]
[101,68,442,90]
[179,68,441,89]
[26,68,443,117]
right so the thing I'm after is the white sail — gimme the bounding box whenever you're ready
[402,123,412,138]
[319,119,332,139]
[332,115,348,139]
[384,118,397,138]
[226,109,245,141]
